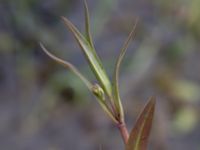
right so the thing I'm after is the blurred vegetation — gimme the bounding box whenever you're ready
[0,0,200,150]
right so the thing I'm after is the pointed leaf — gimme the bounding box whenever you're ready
[126,96,156,150]
[83,0,94,49]
[40,43,92,89]
[61,16,112,97]
[113,19,138,121]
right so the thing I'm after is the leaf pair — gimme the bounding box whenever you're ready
[126,97,156,150]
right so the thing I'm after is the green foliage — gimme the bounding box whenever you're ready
[61,16,113,99]
[41,1,155,149]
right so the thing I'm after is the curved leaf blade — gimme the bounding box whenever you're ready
[40,43,92,89]
[113,19,138,121]
[126,96,156,150]
[61,16,112,97]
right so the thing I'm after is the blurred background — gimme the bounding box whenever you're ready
[0,0,200,149]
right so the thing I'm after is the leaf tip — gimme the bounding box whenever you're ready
[60,16,65,21]
[148,96,156,110]
[61,16,70,25]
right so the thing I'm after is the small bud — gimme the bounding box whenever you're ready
[91,84,105,100]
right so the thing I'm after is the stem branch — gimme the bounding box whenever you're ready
[117,122,129,144]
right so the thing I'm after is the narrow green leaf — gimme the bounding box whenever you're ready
[40,43,117,123]
[96,95,118,124]
[83,0,95,49]
[113,19,138,121]
[126,96,156,150]
[61,16,112,97]
[40,43,92,89]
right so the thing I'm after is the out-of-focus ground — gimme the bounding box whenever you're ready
[0,0,200,149]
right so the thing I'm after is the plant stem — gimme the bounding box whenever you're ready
[117,121,129,144]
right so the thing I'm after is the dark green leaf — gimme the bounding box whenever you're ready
[61,16,112,97]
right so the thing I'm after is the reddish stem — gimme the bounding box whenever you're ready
[117,122,129,144]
